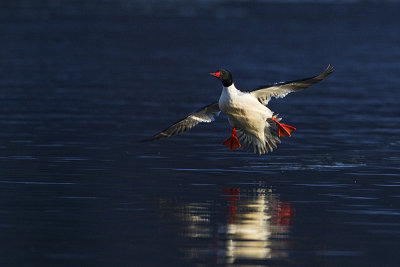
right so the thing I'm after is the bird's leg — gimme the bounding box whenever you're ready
[222,127,241,151]
[270,117,296,137]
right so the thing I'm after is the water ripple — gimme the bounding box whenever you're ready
[0,180,75,185]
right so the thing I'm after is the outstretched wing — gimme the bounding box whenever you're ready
[142,102,220,141]
[250,65,334,105]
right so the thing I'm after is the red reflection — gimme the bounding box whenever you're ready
[272,201,294,226]
[222,188,240,223]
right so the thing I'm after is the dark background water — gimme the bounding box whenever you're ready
[1,1,400,266]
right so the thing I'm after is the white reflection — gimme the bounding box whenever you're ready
[221,187,293,264]
[157,185,294,265]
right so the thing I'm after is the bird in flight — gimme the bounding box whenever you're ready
[143,65,334,154]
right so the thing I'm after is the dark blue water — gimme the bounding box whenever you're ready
[1,1,400,266]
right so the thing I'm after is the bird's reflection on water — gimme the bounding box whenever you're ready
[157,184,294,265]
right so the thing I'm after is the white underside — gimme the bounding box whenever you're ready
[219,84,273,142]
[218,83,281,154]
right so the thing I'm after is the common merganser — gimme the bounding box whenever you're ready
[143,65,334,154]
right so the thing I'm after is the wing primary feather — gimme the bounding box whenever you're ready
[250,65,334,105]
[141,102,220,142]
[255,65,334,91]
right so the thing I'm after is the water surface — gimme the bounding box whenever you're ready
[0,1,400,266]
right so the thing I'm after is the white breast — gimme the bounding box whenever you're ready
[218,84,273,140]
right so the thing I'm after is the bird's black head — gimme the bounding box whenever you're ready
[210,69,233,87]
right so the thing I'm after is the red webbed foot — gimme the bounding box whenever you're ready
[271,117,296,137]
[222,127,242,151]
